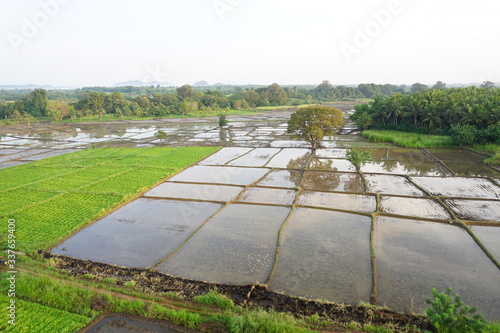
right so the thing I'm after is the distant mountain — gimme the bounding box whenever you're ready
[193,80,210,87]
[112,80,175,87]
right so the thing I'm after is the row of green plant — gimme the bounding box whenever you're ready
[0,147,218,253]
[351,87,500,137]
[4,266,500,333]
[0,294,92,333]
[362,130,453,148]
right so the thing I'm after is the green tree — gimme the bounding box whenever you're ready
[218,114,227,127]
[26,88,48,117]
[346,148,371,172]
[480,80,495,89]
[261,83,288,106]
[432,81,447,90]
[176,84,195,100]
[244,90,260,108]
[287,106,344,150]
[47,100,71,121]
[411,82,428,93]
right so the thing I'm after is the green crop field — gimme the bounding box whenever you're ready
[362,130,453,148]
[0,294,92,333]
[0,147,218,253]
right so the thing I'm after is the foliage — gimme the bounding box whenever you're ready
[287,106,345,149]
[450,124,478,146]
[219,113,228,127]
[351,87,500,135]
[154,130,167,142]
[228,308,308,333]
[0,147,218,253]
[0,294,92,333]
[474,144,500,165]
[363,130,453,148]
[194,290,234,309]
[346,148,371,172]
[425,288,487,333]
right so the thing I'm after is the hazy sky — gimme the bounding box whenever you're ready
[1,0,499,87]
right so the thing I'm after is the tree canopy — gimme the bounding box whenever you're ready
[287,106,345,149]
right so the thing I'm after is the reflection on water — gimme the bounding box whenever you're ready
[255,169,303,188]
[380,196,451,220]
[364,174,424,196]
[52,199,221,268]
[236,187,297,206]
[362,159,449,176]
[269,208,372,304]
[297,190,376,213]
[302,171,364,193]
[375,216,500,320]
[228,148,280,167]
[158,204,290,284]
[144,182,244,202]
[266,149,311,168]
[471,226,500,262]
[168,166,270,186]
[411,177,500,199]
[308,158,354,172]
[198,147,253,165]
[445,199,500,222]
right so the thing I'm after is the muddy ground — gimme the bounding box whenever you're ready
[46,253,431,331]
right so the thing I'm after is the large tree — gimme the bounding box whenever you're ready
[287,106,345,150]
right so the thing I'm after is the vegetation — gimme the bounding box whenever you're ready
[154,130,167,142]
[351,87,500,141]
[1,81,444,123]
[0,147,218,253]
[346,148,372,172]
[194,290,234,309]
[287,106,345,149]
[219,113,228,127]
[363,130,453,148]
[0,294,92,332]
[425,288,487,333]
[227,309,310,333]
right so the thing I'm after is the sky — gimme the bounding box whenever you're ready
[1,0,499,87]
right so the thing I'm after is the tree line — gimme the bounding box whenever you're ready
[351,86,500,145]
[0,80,497,122]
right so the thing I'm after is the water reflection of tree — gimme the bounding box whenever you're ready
[286,152,312,170]
[372,159,443,175]
[303,171,363,192]
[219,128,229,142]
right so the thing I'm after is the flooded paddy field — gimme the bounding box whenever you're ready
[50,143,500,319]
[6,110,499,320]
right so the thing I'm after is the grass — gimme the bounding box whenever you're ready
[362,130,454,148]
[194,290,234,310]
[0,294,92,333]
[0,146,218,253]
[473,144,500,165]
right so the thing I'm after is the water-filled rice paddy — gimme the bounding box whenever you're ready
[51,145,500,319]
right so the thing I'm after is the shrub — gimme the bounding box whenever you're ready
[346,148,371,172]
[219,114,227,127]
[451,124,478,146]
[193,290,234,310]
[425,288,487,333]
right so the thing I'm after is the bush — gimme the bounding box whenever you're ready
[346,148,371,172]
[193,290,234,310]
[425,288,487,333]
[451,124,478,146]
[219,114,228,127]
